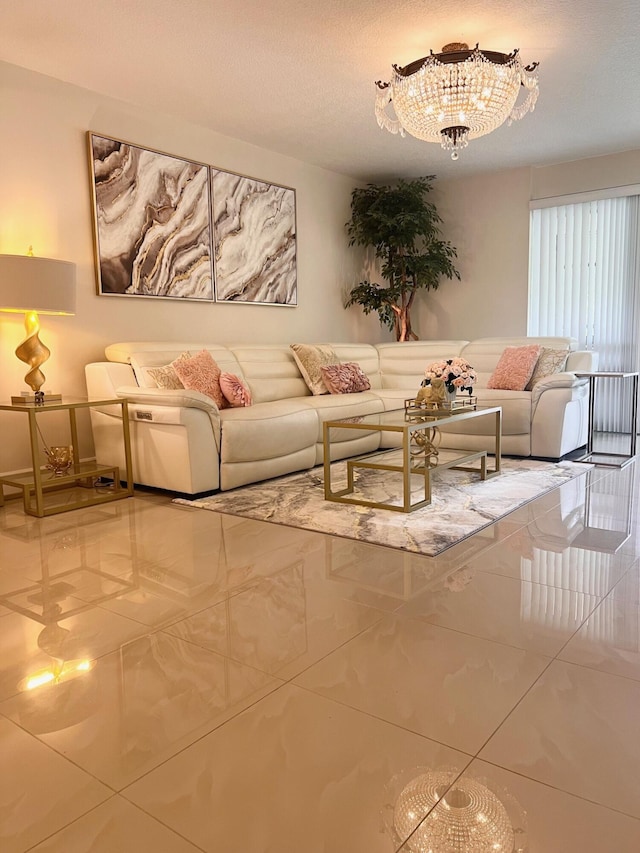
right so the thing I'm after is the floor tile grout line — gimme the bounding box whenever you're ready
[1,708,124,794]
[391,611,596,660]
[397,552,622,644]
[160,607,388,685]
[0,559,397,708]
[551,559,640,680]
[115,680,474,849]
[395,746,640,852]
[20,792,209,853]
[273,611,388,682]
[292,679,476,758]
[391,609,558,661]
[113,678,290,792]
[106,798,210,853]
[20,796,122,853]
[477,757,640,822]
[115,672,458,799]
[469,562,640,765]
[550,588,616,661]
[466,525,638,750]
[554,653,640,687]
[87,580,261,633]
[469,652,558,761]
[73,538,356,632]
[1,675,288,800]
[155,625,294,684]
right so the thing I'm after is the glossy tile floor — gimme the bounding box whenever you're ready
[2,458,640,851]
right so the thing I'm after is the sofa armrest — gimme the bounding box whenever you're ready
[114,385,220,413]
[530,374,590,457]
[113,386,221,455]
[531,372,588,408]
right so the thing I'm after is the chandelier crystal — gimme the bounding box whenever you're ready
[384,767,528,852]
[375,42,539,159]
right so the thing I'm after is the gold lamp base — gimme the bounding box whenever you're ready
[12,310,60,405]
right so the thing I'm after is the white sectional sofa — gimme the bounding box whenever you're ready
[84,337,596,496]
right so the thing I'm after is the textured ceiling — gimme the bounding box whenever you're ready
[2,0,639,181]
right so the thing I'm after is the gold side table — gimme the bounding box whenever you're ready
[0,396,133,517]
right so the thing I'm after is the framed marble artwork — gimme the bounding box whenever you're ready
[88,133,214,301]
[211,169,297,305]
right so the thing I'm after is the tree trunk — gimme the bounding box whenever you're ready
[396,305,419,341]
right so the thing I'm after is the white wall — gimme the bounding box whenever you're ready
[531,149,640,200]
[0,61,379,474]
[425,167,533,340]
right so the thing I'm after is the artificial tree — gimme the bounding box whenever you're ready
[346,176,460,341]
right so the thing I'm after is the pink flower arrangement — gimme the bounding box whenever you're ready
[424,357,477,394]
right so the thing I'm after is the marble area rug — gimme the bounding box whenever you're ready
[175,453,589,557]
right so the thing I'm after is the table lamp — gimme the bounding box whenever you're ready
[0,249,76,404]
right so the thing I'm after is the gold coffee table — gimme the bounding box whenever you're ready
[323,406,502,513]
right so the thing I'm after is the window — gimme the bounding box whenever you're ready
[528,194,640,431]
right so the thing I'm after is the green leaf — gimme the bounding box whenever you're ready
[345,177,460,337]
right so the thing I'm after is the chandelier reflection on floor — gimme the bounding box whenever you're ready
[375,43,539,160]
[385,767,528,852]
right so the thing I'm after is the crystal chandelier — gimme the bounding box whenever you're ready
[375,42,539,160]
[386,768,528,852]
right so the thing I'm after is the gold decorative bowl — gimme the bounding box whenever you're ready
[44,445,74,477]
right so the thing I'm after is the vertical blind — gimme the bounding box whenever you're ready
[528,195,640,431]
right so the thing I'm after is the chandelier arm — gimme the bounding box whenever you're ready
[509,86,539,123]
[508,59,540,123]
[375,86,405,136]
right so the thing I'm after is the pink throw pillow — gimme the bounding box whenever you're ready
[487,345,542,391]
[220,373,252,407]
[172,349,228,409]
[320,362,371,394]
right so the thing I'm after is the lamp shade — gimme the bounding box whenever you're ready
[0,254,76,315]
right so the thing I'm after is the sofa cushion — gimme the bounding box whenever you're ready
[229,345,310,404]
[220,372,252,407]
[437,390,532,436]
[145,363,186,390]
[371,388,415,412]
[290,344,339,395]
[487,345,542,391]
[526,347,569,390]
[300,393,384,442]
[173,350,229,409]
[330,343,382,389]
[131,353,189,388]
[461,337,576,388]
[219,400,318,464]
[376,341,470,389]
[321,362,371,394]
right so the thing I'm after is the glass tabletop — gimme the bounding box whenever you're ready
[326,405,501,431]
